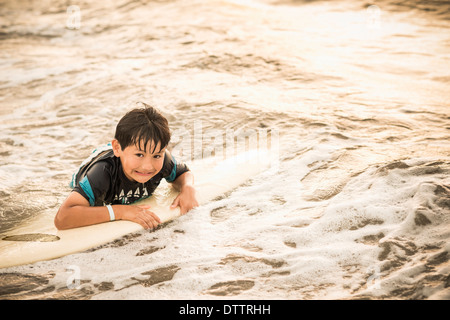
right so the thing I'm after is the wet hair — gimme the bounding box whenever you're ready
[114,103,171,153]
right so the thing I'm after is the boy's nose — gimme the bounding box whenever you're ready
[141,159,154,171]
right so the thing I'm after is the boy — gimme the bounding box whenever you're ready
[55,105,198,230]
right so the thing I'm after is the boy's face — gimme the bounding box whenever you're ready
[112,139,165,183]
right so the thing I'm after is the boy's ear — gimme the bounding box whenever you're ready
[111,139,122,157]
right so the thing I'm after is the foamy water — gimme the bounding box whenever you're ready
[0,0,449,300]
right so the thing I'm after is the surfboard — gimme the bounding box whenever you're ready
[0,149,274,269]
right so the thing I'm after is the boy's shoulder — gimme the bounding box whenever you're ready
[70,145,116,188]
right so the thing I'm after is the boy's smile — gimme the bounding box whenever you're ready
[134,170,155,177]
[112,139,165,183]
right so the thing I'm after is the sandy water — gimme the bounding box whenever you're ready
[0,0,449,299]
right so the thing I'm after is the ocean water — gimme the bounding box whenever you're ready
[0,0,449,300]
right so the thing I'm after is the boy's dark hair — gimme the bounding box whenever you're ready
[115,103,171,153]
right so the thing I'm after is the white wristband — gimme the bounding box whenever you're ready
[106,205,115,221]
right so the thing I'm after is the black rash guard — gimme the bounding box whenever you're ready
[70,144,189,206]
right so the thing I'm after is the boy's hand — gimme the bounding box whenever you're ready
[170,185,199,215]
[119,205,161,230]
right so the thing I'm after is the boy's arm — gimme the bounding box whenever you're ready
[54,191,161,230]
[170,171,199,215]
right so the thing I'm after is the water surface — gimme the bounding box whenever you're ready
[0,0,449,299]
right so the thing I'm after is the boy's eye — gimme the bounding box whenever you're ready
[135,153,144,158]
[153,154,162,159]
